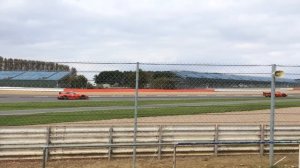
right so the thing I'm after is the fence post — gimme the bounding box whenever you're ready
[42,147,47,168]
[158,125,163,159]
[173,144,177,168]
[260,124,265,157]
[269,64,276,167]
[214,124,219,156]
[45,127,51,161]
[132,62,139,168]
[108,127,113,160]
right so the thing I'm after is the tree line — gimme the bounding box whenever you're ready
[0,56,91,88]
[0,57,182,89]
[94,70,179,89]
[0,56,69,71]
[60,68,93,89]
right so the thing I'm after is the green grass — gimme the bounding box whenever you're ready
[1,100,300,126]
[0,101,133,111]
[0,98,265,111]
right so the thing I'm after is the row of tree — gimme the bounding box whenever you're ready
[61,74,93,89]
[94,70,179,89]
[0,56,69,71]
[0,57,181,89]
[0,56,92,88]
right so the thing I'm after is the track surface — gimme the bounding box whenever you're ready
[2,94,300,103]
[1,92,300,116]
[1,98,300,116]
[0,99,270,115]
[0,94,259,102]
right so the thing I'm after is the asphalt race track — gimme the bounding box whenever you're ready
[1,91,300,102]
[1,93,300,116]
[1,94,300,103]
[0,99,280,115]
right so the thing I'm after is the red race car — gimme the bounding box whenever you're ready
[263,91,287,97]
[57,92,89,100]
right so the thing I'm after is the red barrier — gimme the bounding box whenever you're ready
[64,88,215,93]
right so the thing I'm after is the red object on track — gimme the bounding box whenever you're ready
[57,92,89,100]
[263,91,287,97]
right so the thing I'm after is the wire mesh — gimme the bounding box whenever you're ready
[1,62,300,132]
[1,62,300,168]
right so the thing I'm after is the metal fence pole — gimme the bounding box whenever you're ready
[298,144,300,168]
[42,147,47,168]
[108,127,113,160]
[269,64,276,167]
[260,124,265,157]
[132,62,139,168]
[45,127,51,162]
[173,144,177,168]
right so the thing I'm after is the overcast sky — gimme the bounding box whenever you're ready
[0,0,300,65]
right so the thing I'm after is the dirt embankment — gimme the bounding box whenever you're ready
[0,155,298,168]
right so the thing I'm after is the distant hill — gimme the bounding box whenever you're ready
[0,56,69,71]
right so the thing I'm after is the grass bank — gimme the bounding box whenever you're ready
[1,100,299,126]
[0,98,265,111]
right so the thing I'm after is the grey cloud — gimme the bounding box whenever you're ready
[0,0,300,65]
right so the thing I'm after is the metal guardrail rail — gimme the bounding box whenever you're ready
[1,124,300,160]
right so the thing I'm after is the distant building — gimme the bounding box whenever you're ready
[0,71,71,88]
[172,71,300,88]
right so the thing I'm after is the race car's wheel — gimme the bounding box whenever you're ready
[80,95,88,100]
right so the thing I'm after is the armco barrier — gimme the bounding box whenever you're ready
[0,87,63,92]
[63,88,215,93]
[1,125,300,160]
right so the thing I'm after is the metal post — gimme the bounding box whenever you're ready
[214,124,219,156]
[298,144,300,168]
[108,127,113,160]
[132,62,139,168]
[260,124,265,157]
[269,64,276,167]
[158,125,163,159]
[42,147,47,168]
[45,127,51,162]
[173,144,177,168]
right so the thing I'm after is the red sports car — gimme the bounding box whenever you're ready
[57,92,89,100]
[263,91,287,97]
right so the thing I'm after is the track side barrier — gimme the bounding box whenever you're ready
[1,125,300,161]
[63,88,215,93]
[0,87,63,92]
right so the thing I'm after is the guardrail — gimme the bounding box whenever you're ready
[0,87,63,92]
[1,125,300,160]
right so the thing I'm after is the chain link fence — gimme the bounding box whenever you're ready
[1,62,300,167]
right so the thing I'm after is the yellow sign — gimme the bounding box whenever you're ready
[274,70,285,78]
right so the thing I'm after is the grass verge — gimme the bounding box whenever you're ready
[1,100,299,126]
[0,98,265,111]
